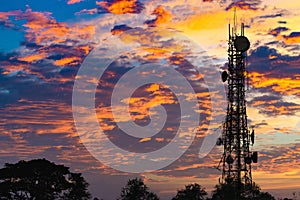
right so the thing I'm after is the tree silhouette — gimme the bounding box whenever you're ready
[119,178,159,200]
[0,158,91,200]
[172,183,207,200]
[210,180,275,200]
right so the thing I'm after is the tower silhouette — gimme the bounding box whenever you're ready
[217,13,258,198]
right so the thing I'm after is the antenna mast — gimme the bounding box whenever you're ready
[217,13,258,199]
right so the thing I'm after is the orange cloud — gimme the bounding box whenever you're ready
[272,31,300,44]
[53,56,82,66]
[2,99,75,136]
[139,137,151,143]
[155,138,165,142]
[1,62,26,75]
[145,6,172,27]
[263,104,300,115]
[96,0,144,14]
[67,0,83,4]
[16,8,95,45]
[128,89,177,121]
[0,10,22,29]
[282,32,300,44]
[76,45,91,56]
[251,100,278,107]
[18,52,48,62]
[249,72,300,96]
[145,83,161,92]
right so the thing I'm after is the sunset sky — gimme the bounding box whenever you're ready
[0,0,300,199]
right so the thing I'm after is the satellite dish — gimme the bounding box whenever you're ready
[234,36,250,52]
[221,71,228,82]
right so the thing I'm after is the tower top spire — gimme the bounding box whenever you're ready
[234,7,237,35]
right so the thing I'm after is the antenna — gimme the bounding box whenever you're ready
[234,8,237,35]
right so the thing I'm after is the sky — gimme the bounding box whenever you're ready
[0,0,300,199]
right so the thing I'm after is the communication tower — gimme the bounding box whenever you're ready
[216,13,258,198]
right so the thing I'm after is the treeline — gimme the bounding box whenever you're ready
[0,159,294,200]
[117,178,276,200]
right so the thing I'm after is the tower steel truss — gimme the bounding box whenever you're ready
[217,21,258,197]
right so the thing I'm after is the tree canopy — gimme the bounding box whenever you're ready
[0,158,91,200]
[172,183,207,200]
[119,178,159,200]
[210,180,275,200]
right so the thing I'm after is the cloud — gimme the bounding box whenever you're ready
[0,2,299,199]
[0,7,96,85]
[145,6,172,27]
[225,0,262,11]
[282,32,300,44]
[96,0,145,14]
[259,13,282,19]
[17,52,49,62]
[53,56,82,66]
[255,144,300,174]
[245,46,300,116]
[111,24,132,35]
[75,8,98,15]
[1,8,95,46]
[269,27,289,37]
[249,95,300,116]
[0,10,23,30]
[67,0,83,4]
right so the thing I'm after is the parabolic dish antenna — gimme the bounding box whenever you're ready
[234,36,250,52]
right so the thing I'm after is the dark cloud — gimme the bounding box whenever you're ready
[259,13,282,19]
[250,95,281,102]
[97,0,145,14]
[249,96,300,116]
[225,0,262,11]
[269,27,289,37]
[277,20,287,24]
[248,46,300,76]
[253,120,268,128]
[111,24,133,35]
